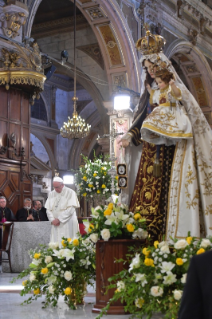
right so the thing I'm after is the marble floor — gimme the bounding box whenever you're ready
[0,268,164,319]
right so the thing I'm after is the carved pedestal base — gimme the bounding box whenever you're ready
[92,239,145,314]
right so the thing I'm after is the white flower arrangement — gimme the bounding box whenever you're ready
[83,198,147,242]
[97,234,212,319]
[12,237,96,309]
[75,154,119,199]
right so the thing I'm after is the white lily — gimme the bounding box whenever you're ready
[62,248,75,262]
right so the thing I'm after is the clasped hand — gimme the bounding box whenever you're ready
[52,218,60,226]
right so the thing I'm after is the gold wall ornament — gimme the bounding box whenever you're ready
[2,12,27,39]
[0,70,46,91]
[1,48,21,68]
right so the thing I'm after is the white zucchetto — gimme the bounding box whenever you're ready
[53,176,64,183]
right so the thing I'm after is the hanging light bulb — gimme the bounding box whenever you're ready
[60,0,91,140]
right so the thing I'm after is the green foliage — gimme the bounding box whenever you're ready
[83,200,147,242]
[11,237,96,308]
[75,154,118,199]
[96,235,212,319]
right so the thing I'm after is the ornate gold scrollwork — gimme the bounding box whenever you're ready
[2,12,26,39]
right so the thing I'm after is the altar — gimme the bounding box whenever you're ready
[2,221,51,273]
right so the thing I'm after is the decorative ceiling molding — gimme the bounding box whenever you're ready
[77,43,104,69]
[96,23,124,68]
[31,15,88,38]
[85,5,107,21]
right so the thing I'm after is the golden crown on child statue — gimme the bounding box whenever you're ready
[136,24,166,55]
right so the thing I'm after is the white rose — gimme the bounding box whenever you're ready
[31,258,41,266]
[49,242,59,249]
[64,271,73,281]
[158,241,168,248]
[101,229,110,241]
[200,239,211,248]
[89,233,98,243]
[117,281,125,291]
[173,289,183,300]
[48,285,55,294]
[174,239,188,250]
[160,245,170,254]
[181,273,187,284]
[29,274,36,282]
[45,256,53,264]
[150,286,163,297]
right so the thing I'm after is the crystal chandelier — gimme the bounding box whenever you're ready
[60,0,91,139]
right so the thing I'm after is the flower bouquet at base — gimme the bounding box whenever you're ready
[11,236,96,309]
[75,154,119,200]
[83,195,148,242]
[95,234,212,319]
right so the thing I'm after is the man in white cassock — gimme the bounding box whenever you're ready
[45,177,80,244]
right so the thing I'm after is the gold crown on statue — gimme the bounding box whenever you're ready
[136,24,166,55]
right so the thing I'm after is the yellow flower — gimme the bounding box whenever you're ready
[97,190,101,194]
[73,239,79,246]
[144,258,154,267]
[88,224,94,232]
[64,287,72,295]
[186,236,193,245]
[154,241,159,249]
[142,247,150,257]
[147,166,153,174]
[108,203,113,209]
[135,298,145,308]
[82,176,87,181]
[61,240,67,247]
[176,258,184,266]
[88,184,93,188]
[34,253,41,259]
[93,173,97,177]
[101,167,106,170]
[104,208,112,216]
[22,280,27,286]
[104,172,107,176]
[115,176,118,180]
[33,288,40,295]
[102,184,106,188]
[67,238,72,243]
[134,213,141,220]
[83,193,87,197]
[197,248,205,255]
[41,267,49,274]
[126,224,135,232]
[145,192,151,200]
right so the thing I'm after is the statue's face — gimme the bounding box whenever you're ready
[0,199,6,208]
[53,182,64,193]
[144,60,155,78]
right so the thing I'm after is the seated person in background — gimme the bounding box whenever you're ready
[32,200,48,221]
[16,198,38,221]
[0,196,16,223]
[0,196,16,253]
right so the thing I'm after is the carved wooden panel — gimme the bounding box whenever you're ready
[1,89,8,119]
[21,95,30,124]
[0,171,6,188]
[0,87,32,212]
[0,120,7,147]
